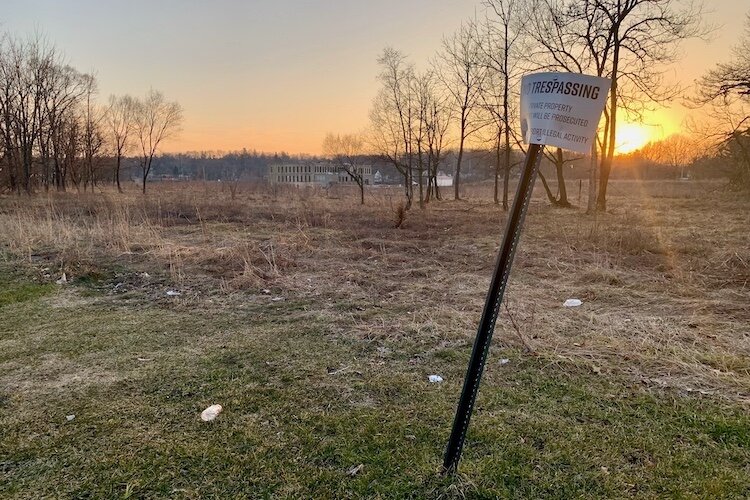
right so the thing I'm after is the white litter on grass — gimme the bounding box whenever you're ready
[428,375,444,383]
[261,289,271,294]
[200,404,223,422]
[347,464,364,477]
[56,273,67,285]
[271,296,285,302]
[166,290,181,297]
[563,299,583,307]
[500,358,510,366]
[66,414,75,421]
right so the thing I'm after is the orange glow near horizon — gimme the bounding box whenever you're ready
[2,1,738,157]
[615,123,653,154]
[613,109,684,155]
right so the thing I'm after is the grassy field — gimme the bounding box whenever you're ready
[1,180,749,498]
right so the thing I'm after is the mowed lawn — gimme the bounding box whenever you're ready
[1,181,750,497]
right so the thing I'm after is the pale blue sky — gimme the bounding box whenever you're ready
[2,0,744,152]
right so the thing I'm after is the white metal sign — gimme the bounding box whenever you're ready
[520,72,611,154]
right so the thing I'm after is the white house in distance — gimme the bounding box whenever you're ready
[436,171,453,187]
[268,162,374,187]
[372,169,453,186]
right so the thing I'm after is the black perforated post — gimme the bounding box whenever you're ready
[443,143,544,474]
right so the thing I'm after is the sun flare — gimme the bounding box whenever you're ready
[615,123,653,154]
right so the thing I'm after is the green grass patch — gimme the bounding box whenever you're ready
[0,263,55,307]
[0,264,749,498]
[0,281,55,307]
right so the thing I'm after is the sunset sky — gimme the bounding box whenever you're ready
[2,0,744,154]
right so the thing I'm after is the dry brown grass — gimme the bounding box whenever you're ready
[1,179,748,402]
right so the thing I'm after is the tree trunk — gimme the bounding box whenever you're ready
[455,142,464,201]
[587,142,598,214]
[502,161,510,211]
[555,148,571,207]
[455,114,466,200]
[502,36,511,211]
[494,135,501,205]
[538,171,557,204]
[598,46,619,212]
[417,150,425,209]
[115,154,123,192]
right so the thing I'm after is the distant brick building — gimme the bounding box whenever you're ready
[268,162,373,187]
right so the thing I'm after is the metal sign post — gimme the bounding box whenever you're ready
[443,143,544,474]
[441,71,611,474]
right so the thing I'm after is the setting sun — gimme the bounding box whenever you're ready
[615,122,654,154]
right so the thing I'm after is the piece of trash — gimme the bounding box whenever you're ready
[563,299,583,307]
[137,357,152,362]
[428,375,444,383]
[200,404,223,422]
[261,289,271,294]
[327,365,350,376]
[166,290,181,297]
[500,358,510,365]
[66,414,75,421]
[271,296,284,302]
[347,464,364,477]
[56,273,67,285]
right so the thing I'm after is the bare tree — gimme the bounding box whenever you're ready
[698,13,750,189]
[526,0,705,212]
[438,22,488,200]
[135,89,182,194]
[0,32,101,194]
[716,112,750,189]
[480,0,527,209]
[105,94,137,192]
[371,47,416,209]
[38,64,87,192]
[77,73,105,191]
[59,110,83,191]
[699,13,750,101]
[322,132,368,205]
[4,35,56,194]
[0,35,20,192]
[422,72,453,203]
[412,72,429,207]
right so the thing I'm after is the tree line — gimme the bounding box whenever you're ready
[0,32,182,195]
